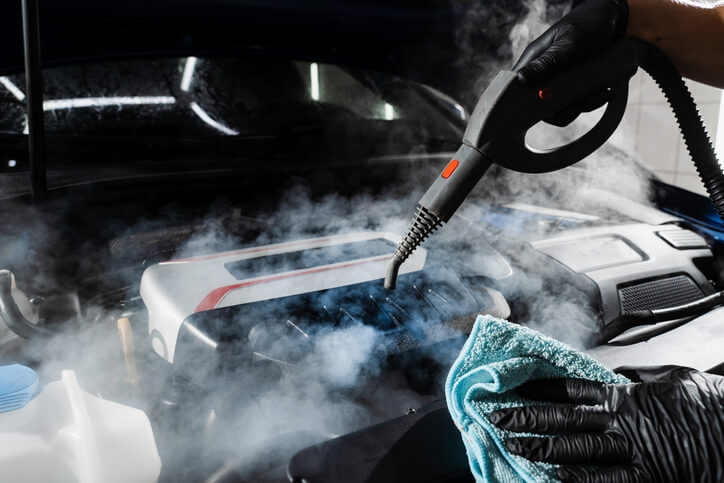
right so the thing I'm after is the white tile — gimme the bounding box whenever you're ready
[639,72,666,104]
[674,173,707,195]
[655,171,677,184]
[627,71,644,105]
[717,92,724,158]
[675,147,699,176]
[700,103,720,136]
[675,103,720,173]
[685,79,722,104]
[608,103,639,152]
[634,103,679,172]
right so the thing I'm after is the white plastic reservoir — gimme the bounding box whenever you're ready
[0,369,161,483]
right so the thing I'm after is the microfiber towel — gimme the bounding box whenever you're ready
[445,315,629,483]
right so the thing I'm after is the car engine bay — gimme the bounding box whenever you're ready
[1,153,723,482]
[2,3,724,477]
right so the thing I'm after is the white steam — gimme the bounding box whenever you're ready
[508,0,551,61]
[0,1,664,480]
[314,324,380,387]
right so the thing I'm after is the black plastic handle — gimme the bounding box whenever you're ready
[463,39,642,174]
[506,81,629,173]
[419,144,493,222]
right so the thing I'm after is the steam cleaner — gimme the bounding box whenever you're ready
[385,39,724,291]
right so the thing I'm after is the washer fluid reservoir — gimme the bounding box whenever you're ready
[0,365,161,483]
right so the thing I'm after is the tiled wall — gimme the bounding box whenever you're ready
[614,71,722,195]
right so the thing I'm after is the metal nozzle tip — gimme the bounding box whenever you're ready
[384,257,401,290]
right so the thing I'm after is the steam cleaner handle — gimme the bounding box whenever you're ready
[419,144,493,223]
[419,39,640,222]
[469,39,640,174]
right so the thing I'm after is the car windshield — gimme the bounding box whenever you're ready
[0,57,464,197]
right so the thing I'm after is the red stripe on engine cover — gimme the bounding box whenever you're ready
[193,255,392,313]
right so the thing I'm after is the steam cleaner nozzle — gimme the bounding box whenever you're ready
[384,257,401,290]
[385,205,442,290]
[385,144,491,290]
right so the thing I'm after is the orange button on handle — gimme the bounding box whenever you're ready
[442,159,459,179]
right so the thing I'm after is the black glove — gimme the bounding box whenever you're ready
[489,367,724,483]
[513,0,629,126]
[514,0,629,86]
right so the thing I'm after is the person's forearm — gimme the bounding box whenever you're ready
[627,0,724,87]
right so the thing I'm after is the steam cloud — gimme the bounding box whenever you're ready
[4,149,651,479]
[0,1,659,481]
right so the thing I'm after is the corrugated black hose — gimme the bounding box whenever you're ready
[640,44,724,223]
[597,43,724,343]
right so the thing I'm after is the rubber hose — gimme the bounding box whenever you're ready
[639,43,724,224]
[598,290,724,344]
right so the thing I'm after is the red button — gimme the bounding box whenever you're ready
[442,159,459,179]
[538,88,552,100]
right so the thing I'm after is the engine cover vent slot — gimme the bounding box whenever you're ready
[656,228,708,250]
[619,275,703,314]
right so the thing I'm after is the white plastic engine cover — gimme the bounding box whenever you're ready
[0,370,161,483]
[141,232,427,363]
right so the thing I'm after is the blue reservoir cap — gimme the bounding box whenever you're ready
[0,364,40,413]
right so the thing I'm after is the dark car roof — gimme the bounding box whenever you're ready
[0,0,527,107]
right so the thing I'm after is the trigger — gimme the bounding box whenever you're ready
[545,88,614,127]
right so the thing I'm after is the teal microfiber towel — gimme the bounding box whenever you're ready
[445,315,629,483]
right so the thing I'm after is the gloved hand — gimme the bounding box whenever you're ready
[489,367,724,483]
[514,0,629,86]
[513,0,629,126]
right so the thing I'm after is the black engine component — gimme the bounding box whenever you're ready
[287,400,473,483]
[173,274,503,387]
[619,275,704,314]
